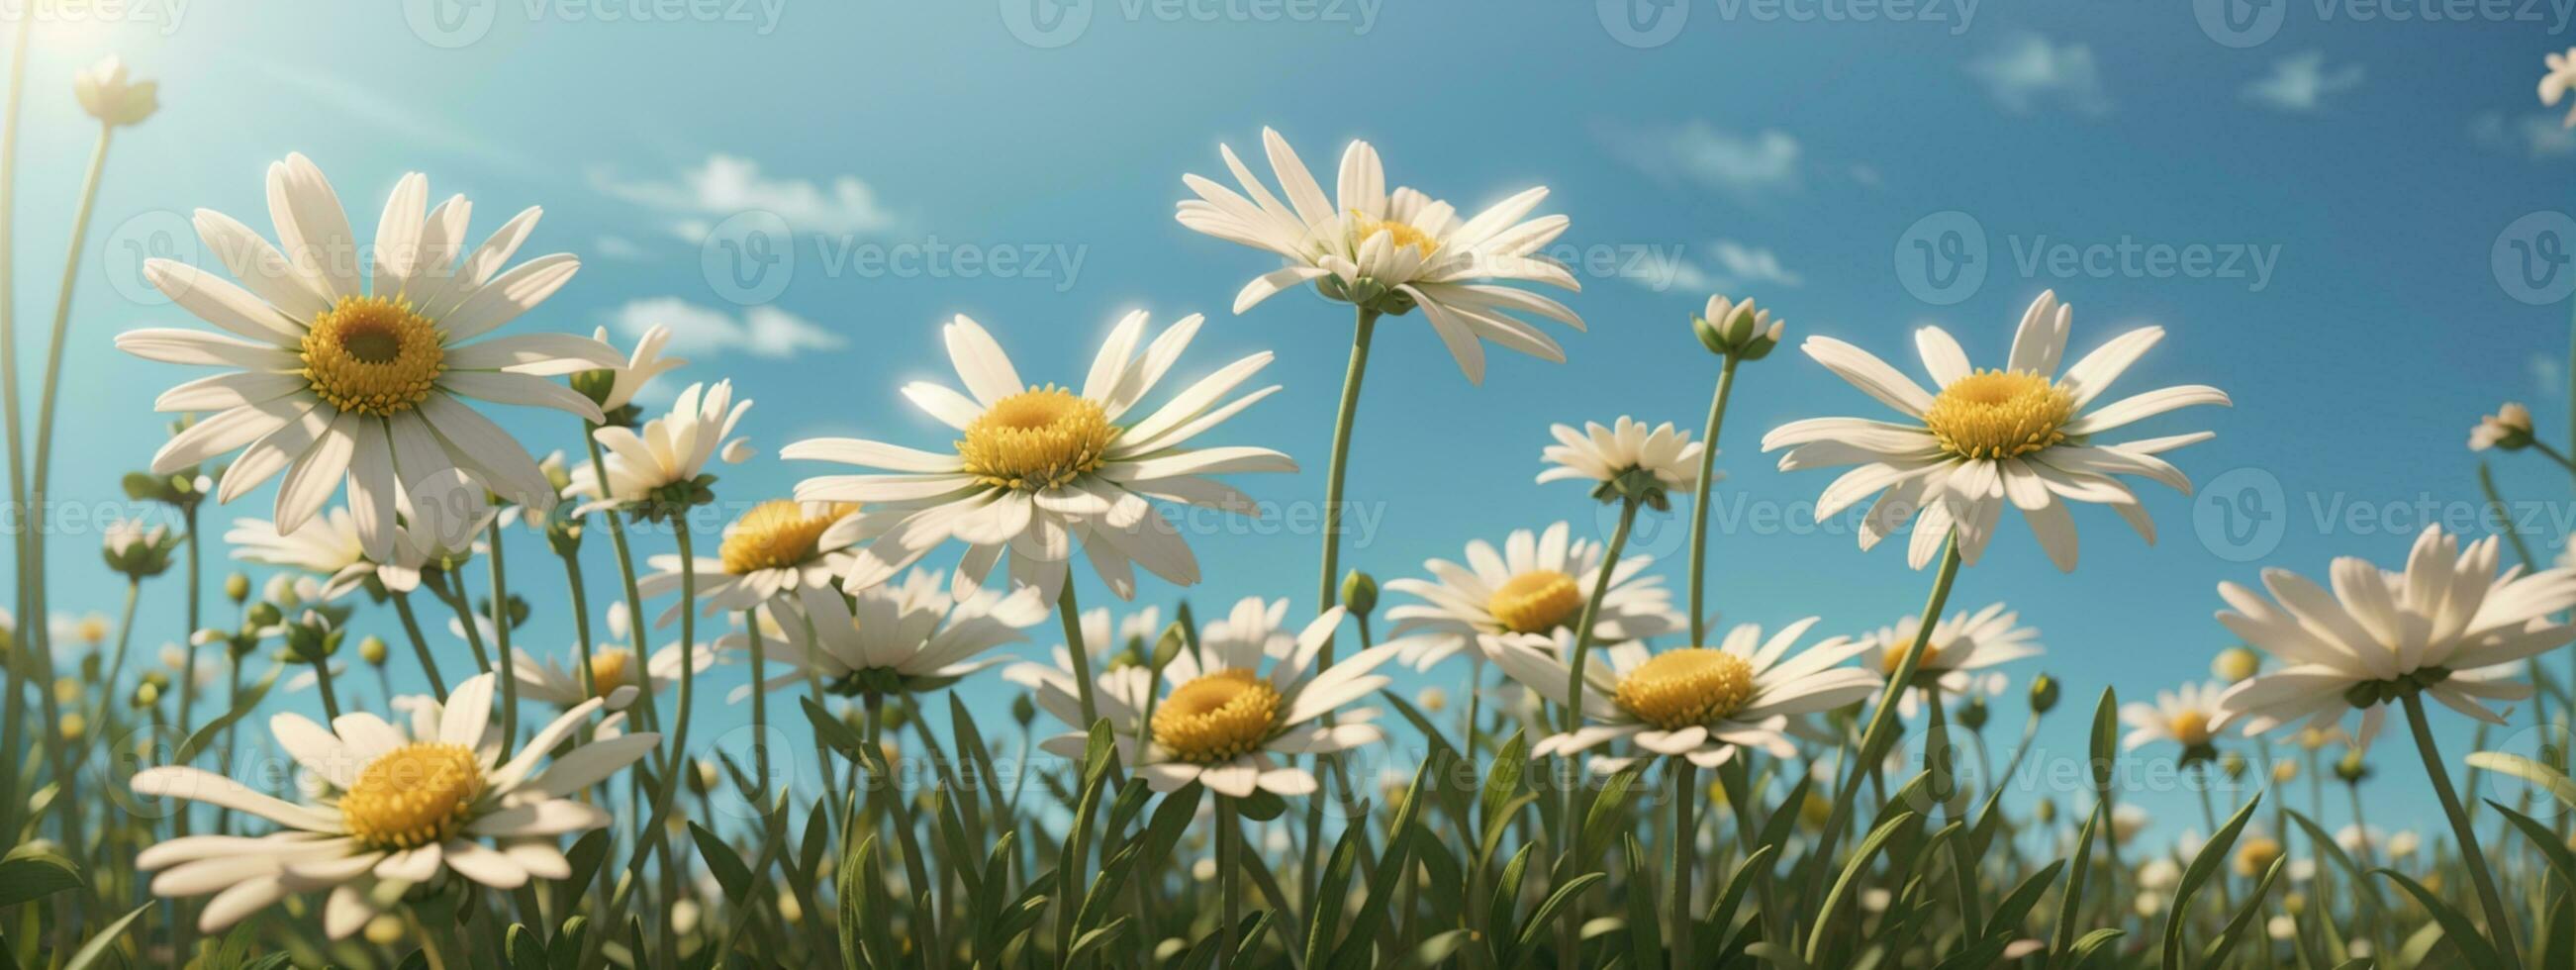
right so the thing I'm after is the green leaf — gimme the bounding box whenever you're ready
[2051,801,2104,961]
[2377,867,2504,968]
[1581,762,1652,859]
[549,916,589,970]
[507,923,547,970]
[1233,789,1288,823]
[689,822,754,897]
[2198,856,2285,970]
[802,696,869,762]
[1805,811,1919,965]
[1482,728,1529,844]
[1744,941,1817,969]
[1510,872,1605,969]
[0,846,82,910]
[1983,858,2065,939]
[174,662,284,764]
[2469,750,2576,809]
[2086,688,2119,796]
[59,905,147,970]
[2162,791,2260,970]
[1620,835,1663,970]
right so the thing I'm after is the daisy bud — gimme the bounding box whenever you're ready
[131,682,157,709]
[1151,622,1188,672]
[2334,749,2370,784]
[1955,694,1988,730]
[73,55,156,128]
[2034,797,2057,824]
[1691,294,1783,360]
[2271,758,2297,783]
[264,574,300,611]
[2221,752,2248,780]
[1417,687,1448,714]
[2470,402,2535,451]
[57,713,85,739]
[245,602,283,630]
[224,572,251,604]
[358,635,389,667]
[1010,694,1037,728]
[364,915,406,946]
[2211,646,2259,684]
[2233,835,2282,878]
[2027,673,2060,715]
[101,520,179,579]
[1340,569,1378,618]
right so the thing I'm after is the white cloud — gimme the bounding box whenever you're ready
[1603,120,1800,196]
[594,235,646,260]
[591,154,898,238]
[1966,33,2111,117]
[2472,110,2576,159]
[605,297,845,359]
[2242,51,2363,113]
[1637,240,1803,294]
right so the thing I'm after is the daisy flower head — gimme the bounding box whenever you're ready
[785,311,1293,602]
[2469,402,2534,451]
[1383,521,1683,670]
[1692,293,1785,361]
[572,323,687,421]
[129,674,656,937]
[1538,417,1705,509]
[1008,605,1396,798]
[2119,680,2229,763]
[633,499,879,625]
[572,380,752,522]
[118,154,619,562]
[736,569,1048,699]
[1760,290,2229,571]
[1486,618,1880,772]
[228,472,494,600]
[513,604,720,712]
[2545,48,2576,126]
[102,518,181,579]
[1859,603,2043,717]
[1177,128,1584,384]
[2214,525,2576,748]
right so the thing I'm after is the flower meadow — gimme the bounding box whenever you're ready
[14,38,2576,970]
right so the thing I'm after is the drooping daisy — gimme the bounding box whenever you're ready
[2119,681,2229,762]
[1760,290,2228,571]
[513,603,721,712]
[1006,605,1396,798]
[733,570,1047,699]
[1486,619,1881,772]
[574,323,687,417]
[633,499,881,624]
[2468,402,2534,451]
[130,674,655,936]
[784,311,1293,601]
[1858,603,2044,717]
[118,154,618,561]
[2214,525,2576,747]
[1538,417,1705,500]
[570,380,753,517]
[1177,129,1584,384]
[2544,48,2576,127]
[1383,522,1684,670]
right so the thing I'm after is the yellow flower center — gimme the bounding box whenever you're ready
[1613,649,1757,729]
[2168,710,2214,747]
[1350,211,1440,256]
[1921,370,2076,460]
[339,742,486,850]
[1487,570,1583,634]
[300,295,444,417]
[588,649,633,697]
[957,387,1117,492]
[1151,669,1281,764]
[719,500,854,575]
[2235,836,2283,877]
[1880,640,1949,677]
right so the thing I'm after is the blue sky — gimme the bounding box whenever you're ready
[19,0,2576,851]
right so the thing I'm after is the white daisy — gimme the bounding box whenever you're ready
[784,311,1292,601]
[227,473,493,599]
[1538,417,1705,500]
[1486,619,1881,772]
[1005,605,1396,798]
[2214,525,2576,748]
[571,380,753,515]
[118,153,618,561]
[633,499,883,624]
[733,570,1047,699]
[1857,603,2044,718]
[578,323,686,414]
[1070,604,1166,661]
[513,603,720,712]
[129,674,655,937]
[2544,48,2576,127]
[1383,521,1683,670]
[1177,128,1584,384]
[2118,681,2229,758]
[2468,402,2534,451]
[1760,290,2229,571]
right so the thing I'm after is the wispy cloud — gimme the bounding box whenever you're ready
[1637,240,1803,294]
[593,236,646,260]
[1600,120,1800,197]
[604,297,845,359]
[235,58,535,174]
[2472,110,2576,159]
[1966,33,2111,117]
[591,154,899,241]
[2242,51,2363,113]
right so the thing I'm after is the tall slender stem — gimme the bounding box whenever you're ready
[66,581,140,770]
[2402,692,2520,963]
[1669,756,1698,967]
[0,14,34,850]
[742,610,774,810]
[1684,355,1740,644]
[1056,580,1099,730]
[1313,307,1380,658]
[487,524,519,744]
[1556,495,1641,963]
[390,591,447,701]
[1217,796,1242,970]
[1809,531,1962,889]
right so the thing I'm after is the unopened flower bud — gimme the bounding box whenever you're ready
[2212,647,2260,684]
[1691,294,1783,360]
[1340,570,1378,618]
[1151,622,1187,671]
[1010,694,1036,728]
[224,572,251,603]
[1955,695,1988,730]
[358,635,389,666]
[245,602,283,630]
[2027,673,2060,715]
[73,55,156,128]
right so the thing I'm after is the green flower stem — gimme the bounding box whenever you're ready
[390,591,447,701]
[742,610,774,815]
[429,571,493,675]
[0,11,35,856]
[176,502,203,737]
[1055,581,1100,731]
[1462,658,1483,762]
[2529,437,2576,480]
[1557,493,1642,964]
[1669,756,1698,967]
[613,526,700,947]
[583,425,664,738]
[864,690,941,962]
[1217,796,1243,970]
[64,580,140,770]
[308,649,343,722]
[1313,306,1381,656]
[1809,530,1961,892]
[2402,691,2521,963]
[556,548,597,747]
[1684,355,1741,645]
[487,522,519,745]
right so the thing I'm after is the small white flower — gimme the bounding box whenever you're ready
[74,54,156,127]
[513,604,720,713]
[2469,402,2534,451]
[1857,603,2043,717]
[2118,681,2228,755]
[634,499,882,624]
[585,324,687,412]
[1537,417,1704,496]
[735,570,1047,699]
[1382,522,1682,671]
[2543,48,2576,127]
[572,380,750,513]
[1487,620,1881,772]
